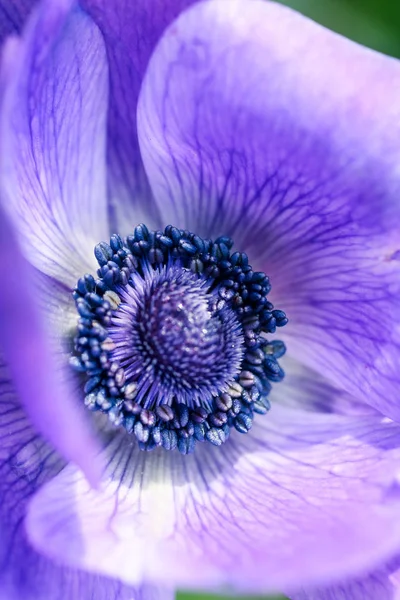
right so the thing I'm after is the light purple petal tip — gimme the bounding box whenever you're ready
[137,0,400,421]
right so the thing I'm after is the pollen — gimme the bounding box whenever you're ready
[71,224,288,454]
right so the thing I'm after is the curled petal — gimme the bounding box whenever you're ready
[0,205,102,485]
[0,0,109,287]
[137,0,400,420]
[26,362,400,591]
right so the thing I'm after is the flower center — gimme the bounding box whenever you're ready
[71,224,287,454]
[109,264,244,408]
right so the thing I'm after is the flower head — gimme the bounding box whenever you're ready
[72,225,287,452]
[1,0,400,599]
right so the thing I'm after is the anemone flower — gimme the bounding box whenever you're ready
[1,0,400,599]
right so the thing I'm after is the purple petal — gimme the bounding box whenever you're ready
[25,362,400,591]
[0,0,36,42]
[291,563,399,599]
[80,0,198,234]
[137,1,400,419]
[388,562,400,597]
[0,358,171,599]
[0,203,103,485]
[0,0,109,288]
[275,357,379,417]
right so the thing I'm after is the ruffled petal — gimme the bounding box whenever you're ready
[0,0,109,288]
[80,0,198,234]
[26,362,400,592]
[0,203,102,484]
[137,0,400,419]
[0,357,172,600]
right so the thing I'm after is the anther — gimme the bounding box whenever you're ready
[72,224,287,453]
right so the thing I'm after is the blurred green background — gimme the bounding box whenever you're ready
[179,1,400,600]
[276,0,400,57]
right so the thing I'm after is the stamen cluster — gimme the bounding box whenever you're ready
[71,224,287,454]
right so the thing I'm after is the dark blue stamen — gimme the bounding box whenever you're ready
[71,224,287,454]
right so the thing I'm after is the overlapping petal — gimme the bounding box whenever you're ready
[0,358,172,599]
[1,0,399,598]
[0,182,103,485]
[26,362,400,592]
[80,0,198,233]
[0,0,109,288]
[137,0,400,420]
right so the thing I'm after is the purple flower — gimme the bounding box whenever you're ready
[1,0,400,598]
